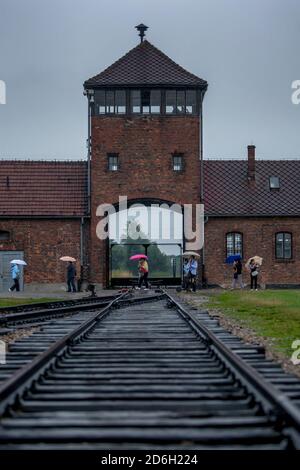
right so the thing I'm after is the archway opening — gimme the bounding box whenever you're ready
[109,202,183,287]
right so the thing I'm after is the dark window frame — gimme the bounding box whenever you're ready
[0,230,10,241]
[107,153,119,172]
[95,89,126,115]
[269,176,280,190]
[226,232,243,259]
[130,89,162,115]
[165,89,198,115]
[93,88,199,116]
[172,153,184,172]
[275,232,292,260]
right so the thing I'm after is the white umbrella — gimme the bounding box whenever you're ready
[10,259,27,266]
[182,251,200,258]
[60,256,76,262]
[245,256,263,267]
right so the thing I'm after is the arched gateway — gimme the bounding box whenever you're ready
[84,27,208,288]
[109,199,183,287]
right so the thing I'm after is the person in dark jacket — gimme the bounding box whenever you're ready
[67,262,77,293]
[232,259,244,289]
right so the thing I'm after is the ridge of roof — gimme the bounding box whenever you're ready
[0,159,87,164]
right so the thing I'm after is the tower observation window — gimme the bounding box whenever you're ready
[94,89,197,115]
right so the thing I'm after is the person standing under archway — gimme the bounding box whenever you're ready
[137,259,149,290]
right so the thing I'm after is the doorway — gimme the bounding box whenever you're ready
[0,251,24,292]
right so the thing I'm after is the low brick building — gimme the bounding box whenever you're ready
[0,32,299,290]
[204,151,300,288]
[0,161,88,290]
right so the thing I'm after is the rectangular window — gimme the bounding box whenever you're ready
[0,230,10,240]
[131,90,141,113]
[276,232,292,259]
[226,233,243,258]
[150,90,161,113]
[176,90,185,114]
[166,90,197,114]
[115,90,126,114]
[141,90,151,114]
[186,90,197,114]
[166,90,176,114]
[173,154,183,171]
[106,91,115,114]
[108,154,119,171]
[95,90,105,114]
[269,176,280,190]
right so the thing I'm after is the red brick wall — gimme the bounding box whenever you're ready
[0,219,82,284]
[205,217,300,287]
[90,115,201,285]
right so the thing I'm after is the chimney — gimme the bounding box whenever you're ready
[247,145,256,183]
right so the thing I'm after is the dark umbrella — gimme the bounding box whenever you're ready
[225,254,242,264]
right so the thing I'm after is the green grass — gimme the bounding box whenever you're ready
[0,298,62,308]
[206,290,300,358]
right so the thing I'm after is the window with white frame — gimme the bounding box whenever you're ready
[226,232,243,258]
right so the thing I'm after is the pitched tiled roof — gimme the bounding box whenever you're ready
[2,158,300,218]
[84,40,207,88]
[204,160,300,217]
[0,160,87,216]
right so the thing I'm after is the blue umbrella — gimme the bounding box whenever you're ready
[226,254,242,264]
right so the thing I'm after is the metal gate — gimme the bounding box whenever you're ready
[0,251,24,292]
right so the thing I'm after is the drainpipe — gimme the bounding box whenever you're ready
[85,89,94,216]
[200,90,204,201]
[79,216,85,291]
[80,216,84,267]
[199,89,206,286]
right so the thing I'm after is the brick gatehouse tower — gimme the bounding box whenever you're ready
[84,25,208,287]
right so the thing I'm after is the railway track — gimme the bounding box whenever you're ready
[0,290,299,449]
[0,294,123,327]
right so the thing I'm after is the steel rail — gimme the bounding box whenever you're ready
[0,294,119,316]
[0,291,128,414]
[0,295,125,326]
[0,291,165,416]
[163,290,300,437]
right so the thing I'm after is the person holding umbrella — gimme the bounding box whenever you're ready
[9,259,27,292]
[60,256,77,293]
[137,258,149,290]
[67,261,77,293]
[129,254,149,290]
[182,252,200,292]
[245,256,263,291]
[9,263,20,292]
[249,258,259,291]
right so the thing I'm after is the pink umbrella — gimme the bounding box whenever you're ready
[129,254,148,261]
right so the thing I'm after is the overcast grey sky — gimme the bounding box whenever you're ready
[0,0,299,159]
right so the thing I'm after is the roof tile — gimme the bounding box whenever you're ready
[204,160,300,216]
[84,40,207,88]
[0,160,87,216]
